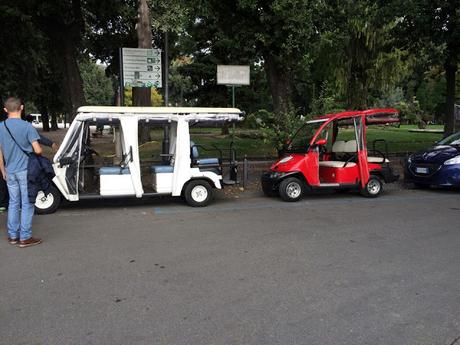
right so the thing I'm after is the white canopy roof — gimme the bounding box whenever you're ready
[76,106,243,123]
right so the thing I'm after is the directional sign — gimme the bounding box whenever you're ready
[217,65,250,85]
[122,48,162,88]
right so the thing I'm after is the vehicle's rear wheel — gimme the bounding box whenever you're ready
[279,177,304,202]
[35,185,61,214]
[184,180,214,207]
[360,176,383,198]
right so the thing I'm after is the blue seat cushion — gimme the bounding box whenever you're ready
[190,141,199,158]
[196,158,220,165]
[150,165,174,173]
[99,166,131,175]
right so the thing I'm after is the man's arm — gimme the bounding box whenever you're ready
[0,145,6,180]
[38,134,53,147]
[38,134,59,152]
[27,124,43,155]
[32,141,42,155]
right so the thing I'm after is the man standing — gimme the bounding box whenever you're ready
[0,97,43,248]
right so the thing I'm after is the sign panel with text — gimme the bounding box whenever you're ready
[217,65,250,85]
[122,48,162,88]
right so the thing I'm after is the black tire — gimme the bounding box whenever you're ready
[360,175,383,198]
[184,180,214,207]
[279,177,304,202]
[35,185,61,214]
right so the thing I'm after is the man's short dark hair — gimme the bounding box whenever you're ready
[4,97,22,112]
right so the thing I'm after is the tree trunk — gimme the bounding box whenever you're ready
[57,37,85,122]
[38,103,50,132]
[135,0,153,143]
[263,53,293,116]
[51,113,58,131]
[36,0,86,123]
[444,62,457,137]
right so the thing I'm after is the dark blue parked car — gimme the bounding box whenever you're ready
[405,131,460,188]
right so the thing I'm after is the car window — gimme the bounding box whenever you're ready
[438,132,460,146]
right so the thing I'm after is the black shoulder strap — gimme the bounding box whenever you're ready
[3,121,30,157]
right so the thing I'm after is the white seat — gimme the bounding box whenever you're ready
[319,161,356,168]
[332,140,346,153]
[367,156,390,163]
[343,140,357,153]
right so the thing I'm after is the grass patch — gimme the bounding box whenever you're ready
[138,125,444,160]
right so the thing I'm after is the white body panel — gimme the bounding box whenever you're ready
[52,106,242,202]
[152,173,173,193]
[100,175,136,196]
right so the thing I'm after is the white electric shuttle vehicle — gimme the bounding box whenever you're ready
[34,106,244,214]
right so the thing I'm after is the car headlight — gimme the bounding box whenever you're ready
[270,171,287,179]
[444,155,460,165]
[279,155,293,164]
[407,155,413,164]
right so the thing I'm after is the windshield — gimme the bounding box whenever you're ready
[437,132,460,146]
[287,120,328,152]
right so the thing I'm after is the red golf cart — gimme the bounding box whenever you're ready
[261,109,400,201]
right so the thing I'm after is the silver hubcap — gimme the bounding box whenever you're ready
[191,185,208,202]
[367,180,381,194]
[286,182,301,199]
[35,191,54,209]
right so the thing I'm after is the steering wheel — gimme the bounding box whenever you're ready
[343,153,358,167]
[318,144,328,155]
[82,145,100,159]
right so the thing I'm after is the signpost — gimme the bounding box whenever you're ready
[119,48,162,106]
[217,65,250,107]
[217,65,250,172]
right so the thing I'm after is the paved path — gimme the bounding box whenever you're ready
[1,188,459,345]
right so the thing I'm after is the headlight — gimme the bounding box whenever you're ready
[407,155,413,163]
[270,171,286,178]
[279,155,293,164]
[444,155,460,165]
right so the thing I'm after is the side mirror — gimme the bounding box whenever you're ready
[315,138,327,146]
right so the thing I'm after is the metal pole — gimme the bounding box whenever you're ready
[164,31,169,106]
[243,155,248,189]
[232,85,235,107]
[119,48,124,106]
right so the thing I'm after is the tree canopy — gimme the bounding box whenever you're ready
[0,0,458,134]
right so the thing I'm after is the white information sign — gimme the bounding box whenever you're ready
[122,48,162,88]
[217,65,250,85]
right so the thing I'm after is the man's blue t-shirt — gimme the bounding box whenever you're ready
[0,118,40,174]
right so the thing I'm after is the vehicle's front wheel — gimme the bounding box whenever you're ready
[360,176,383,198]
[35,185,61,214]
[279,177,304,202]
[184,180,214,207]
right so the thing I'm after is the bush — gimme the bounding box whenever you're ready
[396,97,425,126]
[260,111,307,150]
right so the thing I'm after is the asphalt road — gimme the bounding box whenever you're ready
[0,187,459,345]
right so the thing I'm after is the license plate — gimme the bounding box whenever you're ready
[415,167,429,174]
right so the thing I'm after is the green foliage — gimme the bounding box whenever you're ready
[124,87,163,106]
[309,81,345,116]
[395,97,426,127]
[260,111,308,150]
[318,0,409,109]
[80,60,115,106]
